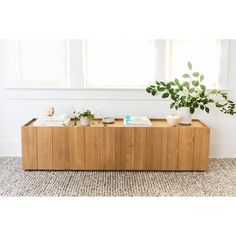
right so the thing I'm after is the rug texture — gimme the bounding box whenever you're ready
[0,157,236,197]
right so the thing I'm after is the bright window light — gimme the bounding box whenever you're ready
[17,40,69,87]
[83,40,160,88]
[168,40,221,88]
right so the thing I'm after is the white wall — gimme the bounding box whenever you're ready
[0,40,236,157]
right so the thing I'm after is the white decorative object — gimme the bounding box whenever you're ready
[178,107,192,125]
[80,116,91,126]
[44,107,55,116]
[102,117,115,124]
[166,115,181,127]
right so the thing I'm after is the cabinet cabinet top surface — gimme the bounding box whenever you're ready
[24,118,209,128]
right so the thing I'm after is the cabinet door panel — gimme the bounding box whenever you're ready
[68,127,85,170]
[21,127,38,170]
[115,128,135,170]
[37,127,53,170]
[53,128,69,170]
[193,128,210,170]
[145,128,162,170]
[99,128,115,170]
[115,128,146,170]
[178,127,194,170]
[162,128,179,170]
[133,128,146,170]
[84,128,100,170]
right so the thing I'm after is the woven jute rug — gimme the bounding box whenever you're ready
[0,157,236,196]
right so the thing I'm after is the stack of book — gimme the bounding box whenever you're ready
[33,114,70,127]
[124,115,152,127]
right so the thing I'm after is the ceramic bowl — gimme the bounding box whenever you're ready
[166,115,181,127]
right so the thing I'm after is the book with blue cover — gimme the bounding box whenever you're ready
[124,115,152,127]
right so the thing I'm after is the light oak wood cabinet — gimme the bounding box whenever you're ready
[21,119,210,171]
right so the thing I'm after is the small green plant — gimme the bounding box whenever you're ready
[146,62,236,115]
[78,109,95,119]
[71,106,95,121]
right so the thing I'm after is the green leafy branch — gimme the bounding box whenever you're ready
[146,62,236,115]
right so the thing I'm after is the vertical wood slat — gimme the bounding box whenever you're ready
[37,127,53,170]
[68,127,85,170]
[178,127,194,170]
[161,128,179,170]
[52,127,69,170]
[145,128,162,170]
[84,128,100,170]
[115,128,134,170]
[21,127,38,170]
[133,128,146,170]
[99,127,115,170]
[193,128,210,170]
[115,128,146,170]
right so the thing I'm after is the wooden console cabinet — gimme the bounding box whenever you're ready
[21,119,210,171]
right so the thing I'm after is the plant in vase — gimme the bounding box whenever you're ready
[78,109,95,126]
[146,62,236,124]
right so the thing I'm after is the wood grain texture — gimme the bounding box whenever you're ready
[145,128,162,170]
[37,127,53,170]
[84,128,100,170]
[162,128,179,170]
[21,127,38,170]
[133,128,146,170]
[21,119,210,171]
[115,128,135,170]
[193,128,210,170]
[68,127,85,170]
[178,127,194,170]
[52,127,69,170]
[99,127,115,170]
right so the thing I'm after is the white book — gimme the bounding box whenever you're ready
[124,116,152,127]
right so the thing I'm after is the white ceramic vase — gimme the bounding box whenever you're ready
[178,107,192,125]
[80,116,91,126]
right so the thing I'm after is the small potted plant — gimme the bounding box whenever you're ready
[78,109,95,126]
[146,62,236,124]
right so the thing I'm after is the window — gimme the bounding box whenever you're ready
[167,40,223,88]
[83,39,228,89]
[83,40,166,88]
[16,40,69,87]
[6,39,229,90]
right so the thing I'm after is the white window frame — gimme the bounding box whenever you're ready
[16,40,71,88]
[4,39,230,101]
[165,40,230,89]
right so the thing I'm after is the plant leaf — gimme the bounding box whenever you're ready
[158,87,166,92]
[200,85,206,91]
[175,78,180,85]
[170,102,175,109]
[188,61,192,70]
[193,72,199,77]
[162,93,169,98]
[179,85,183,91]
[200,74,204,81]
[182,81,190,87]
[182,74,190,78]
[192,80,199,86]
[200,105,204,110]
[190,107,195,114]
[151,90,157,96]
[205,107,210,113]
